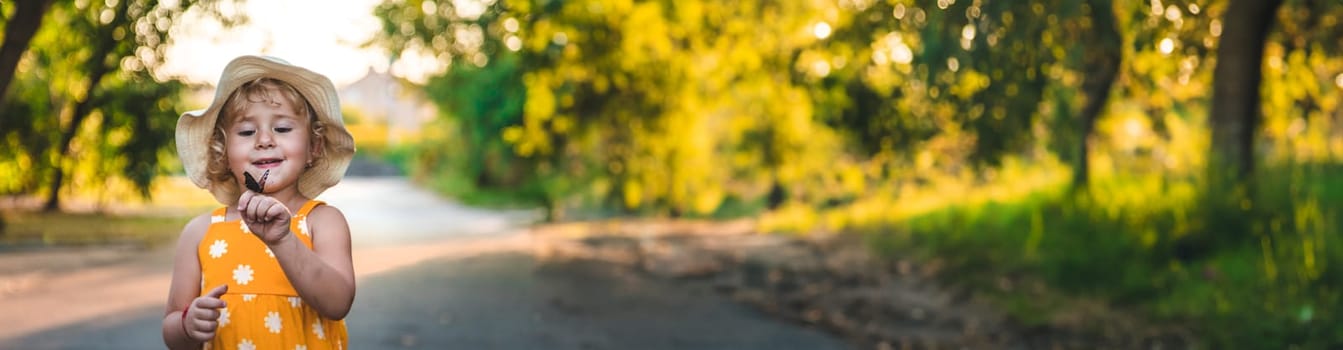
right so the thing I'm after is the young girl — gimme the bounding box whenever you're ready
[162,55,357,350]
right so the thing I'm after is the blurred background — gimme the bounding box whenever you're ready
[2,0,1343,348]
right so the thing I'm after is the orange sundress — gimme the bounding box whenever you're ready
[197,200,348,350]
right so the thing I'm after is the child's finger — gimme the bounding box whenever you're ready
[193,285,228,310]
[265,201,288,222]
[205,284,229,299]
[195,307,221,321]
[237,191,254,212]
[191,318,218,335]
[197,319,218,332]
[255,200,273,221]
[244,195,265,222]
[194,295,227,310]
[185,326,213,342]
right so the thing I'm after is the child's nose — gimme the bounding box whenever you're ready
[255,129,276,148]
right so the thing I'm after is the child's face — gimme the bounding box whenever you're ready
[224,86,314,196]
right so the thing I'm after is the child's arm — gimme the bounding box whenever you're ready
[162,213,215,349]
[267,205,356,320]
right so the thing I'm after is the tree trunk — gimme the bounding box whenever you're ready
[0,0,53,105]
[1209,0,1283,180]
[1074,0,1122,189]
[43,0,127,211]
[42,61,113,211]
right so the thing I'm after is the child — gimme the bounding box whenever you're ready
[162,55,357,350]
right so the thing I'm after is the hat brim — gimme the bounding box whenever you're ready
[176,55,356,205]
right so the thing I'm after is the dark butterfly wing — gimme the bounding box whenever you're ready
[244,171,262,192]
[258,170,268,192]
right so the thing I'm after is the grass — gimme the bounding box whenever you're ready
[845,164,1343,348]
[0,212,188,249]
[380,129,1343,346]
[0,175,214,249]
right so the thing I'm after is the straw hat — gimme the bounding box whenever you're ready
[176,55,355,205]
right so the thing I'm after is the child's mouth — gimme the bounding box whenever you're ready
[252,159,283,169]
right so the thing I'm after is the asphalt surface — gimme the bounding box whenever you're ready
[0,178,849,349]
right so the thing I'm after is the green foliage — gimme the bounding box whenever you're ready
[89,72,186,198]
[369,0,1343,345]
[424,53,529,188]
[374,0,861,217]
[0,0,240,204]
[371,0,1234,216]
[0,74,59,194]
[875,165,1343,347]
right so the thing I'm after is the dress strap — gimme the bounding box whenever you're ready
[296,200,326,217]
[289,200,326,247]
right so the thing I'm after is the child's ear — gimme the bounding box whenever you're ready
[309,137,325,165]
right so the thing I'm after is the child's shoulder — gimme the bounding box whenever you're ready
[308,203,347,223]
[178,210,218,240]
[306,203,351,235]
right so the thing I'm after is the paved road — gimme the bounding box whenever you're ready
[0,178,849,349]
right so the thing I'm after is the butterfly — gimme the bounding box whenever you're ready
[244,169,269,193]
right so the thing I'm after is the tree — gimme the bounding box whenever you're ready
[374,0,1263,220]
[1253,0,1343,165]
[375,0,849,217]
[1209,0,1284,180]
[3,0,244,211]
[1070,0,1122,188]
[0,0,57,230]
[826,0,1068,170]
[0,0,55,106]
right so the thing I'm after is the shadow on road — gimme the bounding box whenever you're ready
[9,252,849,349]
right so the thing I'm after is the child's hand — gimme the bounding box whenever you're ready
[237,191,293,245]
[184,284,228,342]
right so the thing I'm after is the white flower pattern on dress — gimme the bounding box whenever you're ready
[203,203,344,347]
[313,321,325,340]
[232,264,254,285]
[264,311,282,333]
[208,240,228,259]
[297,216,310,236]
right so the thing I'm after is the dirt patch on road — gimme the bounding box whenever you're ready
[532,220,1196,349]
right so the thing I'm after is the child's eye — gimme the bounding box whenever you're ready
[275,127,294,133]
[238,130,256,137]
